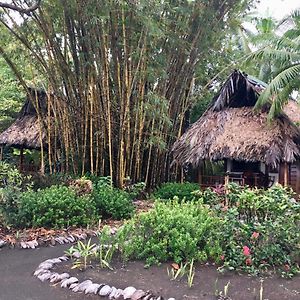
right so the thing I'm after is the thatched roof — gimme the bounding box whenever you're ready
[0,88,47,150]
[172,70,300,168]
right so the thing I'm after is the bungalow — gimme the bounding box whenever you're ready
[172,70,300,194]
[0,88,48,172]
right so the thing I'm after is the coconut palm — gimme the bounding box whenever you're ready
[242,10,300,118]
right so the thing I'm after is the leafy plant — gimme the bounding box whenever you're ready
[92,181,134,220]
[0,162,32,226]
[17,185,96,228]
[153,182,200,201]
[68,239,96,270]
[96,226,116,270]
[211,184,300,277]
[116,199,222,265]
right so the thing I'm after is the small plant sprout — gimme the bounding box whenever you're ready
[187,259,195,288]
[259,280,264,300]
[214,278,219,296]
[217,281,231,300]
[224,281,230,297]
[97,226,115,270]
[71,238,96,270]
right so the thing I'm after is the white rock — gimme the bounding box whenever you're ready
[55,237,65,244]
[123,287,136,299]
[37,272,52,282]
[67,235,76,242]
[99,285,112,296]
[114,289,124,299]
[61,277,79,288]
[69,283,79,290]
[168,298,176,300]
[58,256,69,261]
[27,240,38,249]
[84,283,101,294]
[20,241,28,248]
[38,262,53,270]
[72,280,93,292]
[50,273,70,284]
[49,272,60,281]
[0,240,7,248]
[131,290,147,300]
[34,268,48,276]
[109,287,117,299]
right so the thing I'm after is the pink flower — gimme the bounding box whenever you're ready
[245,258,252,265]
[251,232,260,239]
[220,255,225,261]
[243,246,251,256]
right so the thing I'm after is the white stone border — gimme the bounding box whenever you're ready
[0,230,97,249]
[33,253,176,300]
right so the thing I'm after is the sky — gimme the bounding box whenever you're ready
[254,0,300,19]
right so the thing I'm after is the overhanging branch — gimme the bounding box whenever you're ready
[0,0,41,15]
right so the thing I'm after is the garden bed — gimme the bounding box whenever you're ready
[49,258,300,299]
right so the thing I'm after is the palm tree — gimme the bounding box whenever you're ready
[240,10,300,118]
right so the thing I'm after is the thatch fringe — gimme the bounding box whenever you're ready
[0,88,47,149]
[172,70,300,168]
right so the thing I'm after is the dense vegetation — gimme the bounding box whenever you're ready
[0,162,135,228]
[0,0,255,187]
[115,183,300,277]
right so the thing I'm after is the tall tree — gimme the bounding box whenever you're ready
[0,0,255,186]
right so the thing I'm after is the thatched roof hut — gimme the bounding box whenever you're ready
[172,70,300,168]
[0,88,47,150]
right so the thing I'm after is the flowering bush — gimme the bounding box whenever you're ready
[213,184,300,277]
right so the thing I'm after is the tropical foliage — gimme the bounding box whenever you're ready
[0,0,254,186]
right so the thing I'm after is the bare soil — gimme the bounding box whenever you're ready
[55,259,300,300]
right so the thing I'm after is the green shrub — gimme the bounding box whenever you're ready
[152,182,200,201]
[116,199,222,265]
[0,162,32,226]
[18,185,96,228]
[92,180,134,220]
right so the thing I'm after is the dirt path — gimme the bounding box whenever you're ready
[0,244,85,300]
[1,244,300,300]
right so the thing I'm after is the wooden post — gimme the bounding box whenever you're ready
[283,162,289,187]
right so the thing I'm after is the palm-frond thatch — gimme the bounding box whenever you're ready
[172,70,300,168]
[0,88,47,150]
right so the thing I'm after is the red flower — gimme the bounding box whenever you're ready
[245,258,252,265]
[251,232,259,239]
[243,246,251,256]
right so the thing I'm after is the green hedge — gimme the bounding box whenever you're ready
[116,199,221,265]
[18,185,96,228]
[152,182,199,201]
[92,180,134,220]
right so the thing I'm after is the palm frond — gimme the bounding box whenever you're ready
[256,63,300,112]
